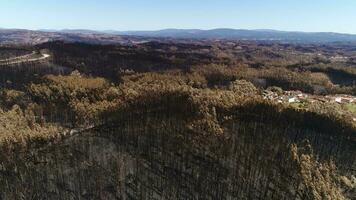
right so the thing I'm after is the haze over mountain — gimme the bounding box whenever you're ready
[114,28,356,43]
[2,28,356,44]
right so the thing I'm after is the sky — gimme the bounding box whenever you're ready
[1,0,356,34]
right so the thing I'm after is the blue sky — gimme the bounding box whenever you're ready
[1,0,356,33]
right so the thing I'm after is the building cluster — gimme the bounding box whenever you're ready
[263,90,356,105]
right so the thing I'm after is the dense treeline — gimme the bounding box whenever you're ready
[0,72,354,199]
[37,41,356,95]
[28,72,121,126]
[38,41,230,80]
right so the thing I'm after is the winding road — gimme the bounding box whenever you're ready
[0,51,51,66]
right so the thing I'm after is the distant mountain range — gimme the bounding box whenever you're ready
[2,28,356,44]
[113,28,356,43]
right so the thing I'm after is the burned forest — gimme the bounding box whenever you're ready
[0,39,355,200]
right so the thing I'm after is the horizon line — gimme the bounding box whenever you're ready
[1,27,356,35]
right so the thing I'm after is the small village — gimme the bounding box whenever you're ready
[263,90,355,104]
[263,89,356,122]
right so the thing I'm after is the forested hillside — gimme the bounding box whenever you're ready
[0,41,355,199]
